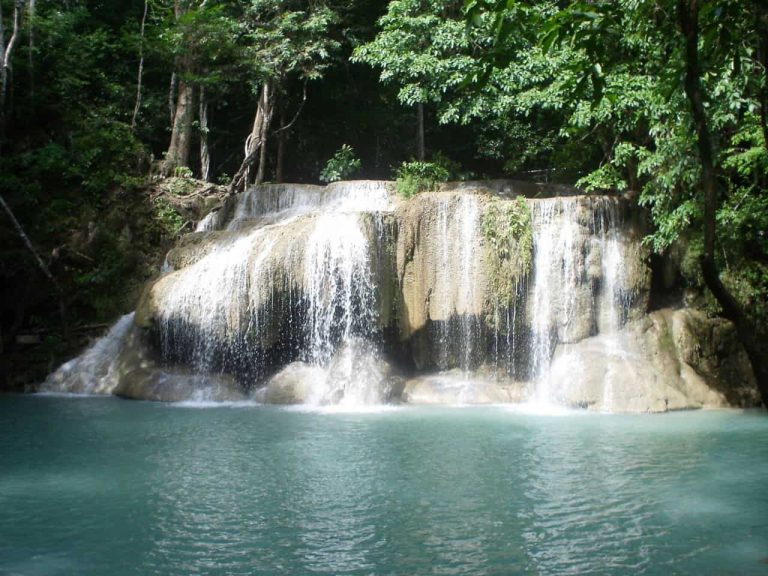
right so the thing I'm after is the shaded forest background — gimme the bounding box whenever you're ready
[0,0,766,392]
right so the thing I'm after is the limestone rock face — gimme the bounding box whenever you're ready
[669,308,760,406]
[395,191,490,337]
[546,308,760,412]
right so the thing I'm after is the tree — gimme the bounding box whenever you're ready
[677,0,768,404]
[229,0,339,192]
[355,0,576,173]
[352,0,475,160]
[160,0,238,177]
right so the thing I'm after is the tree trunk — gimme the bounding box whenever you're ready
[230,81,275,193]
[275,106,286,183]
[1,0,23,147]
[255,123,268,185]
[199,86,210,181]
[416,102,425,161]
[678,0,768,407]
[168,71,177,127]
[161,78,194,176]
[130,0,149,131]
[0,193,69,341]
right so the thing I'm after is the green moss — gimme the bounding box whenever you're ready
[657,321,676,356]
[482,196,533,305]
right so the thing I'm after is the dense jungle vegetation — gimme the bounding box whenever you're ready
[0,0,766,393]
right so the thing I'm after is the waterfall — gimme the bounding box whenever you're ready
[458,195,480,371]
[49,181,703,410]
[229,181,391,229]
[529,198,583,401]
[42,313,135,395]
[528,196,634,407]
[148,182,395,405]
[157,227,284,377]
[490,278,525,381]
[303,213,376,364]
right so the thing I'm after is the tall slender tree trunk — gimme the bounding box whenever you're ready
[161,77,194,176]
[416,102,425,161]
[168,71,177,127]
[678,0,768,407]
[1,0,24,149]
[255,115,269,185]
[275,106,286,183]
[131,0,149,131]
[230,81,275,193]
[243,87,266,185]
[160,0,196,176]
[199,86,210,181]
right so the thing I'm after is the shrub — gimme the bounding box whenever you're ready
[319,144,361,183]
[394,161,450,198]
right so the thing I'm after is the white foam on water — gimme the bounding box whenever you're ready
[169,399,262,409]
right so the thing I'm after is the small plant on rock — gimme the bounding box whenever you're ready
[320,144,362,183]
[482,196,533,304]
[394,161,450,198]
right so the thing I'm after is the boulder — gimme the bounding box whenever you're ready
[255,362,319,404]
[255,340,401,405]
[402,370,524,404]
[114,369,244,402]
[545,308,759,412]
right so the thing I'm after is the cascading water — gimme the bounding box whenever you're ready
[156,227,279,375]
[527,196,635,408]
[42,313,135,395]
[458,196,481,371]
[300,212,387,405]
[47,181,746,412]
[528,198,583,401]
[150,181,395,405]
[303,213,376,364]
[229,181,391,230]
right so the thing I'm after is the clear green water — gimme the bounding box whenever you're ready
[1,396,767,576]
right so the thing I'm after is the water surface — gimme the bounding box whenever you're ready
[1,396,766,575]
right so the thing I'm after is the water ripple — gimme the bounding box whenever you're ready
[0,399,766,575]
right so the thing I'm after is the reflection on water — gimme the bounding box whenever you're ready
[0,396,766,576]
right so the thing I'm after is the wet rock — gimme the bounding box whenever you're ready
[545,308,759,412]
[395,191,491,339]
[402,370,523,404]
[256,341,401,405]
[114,369,244,402]
[255,362,320,404]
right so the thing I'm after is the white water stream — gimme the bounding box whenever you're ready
[528,196,631,409]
